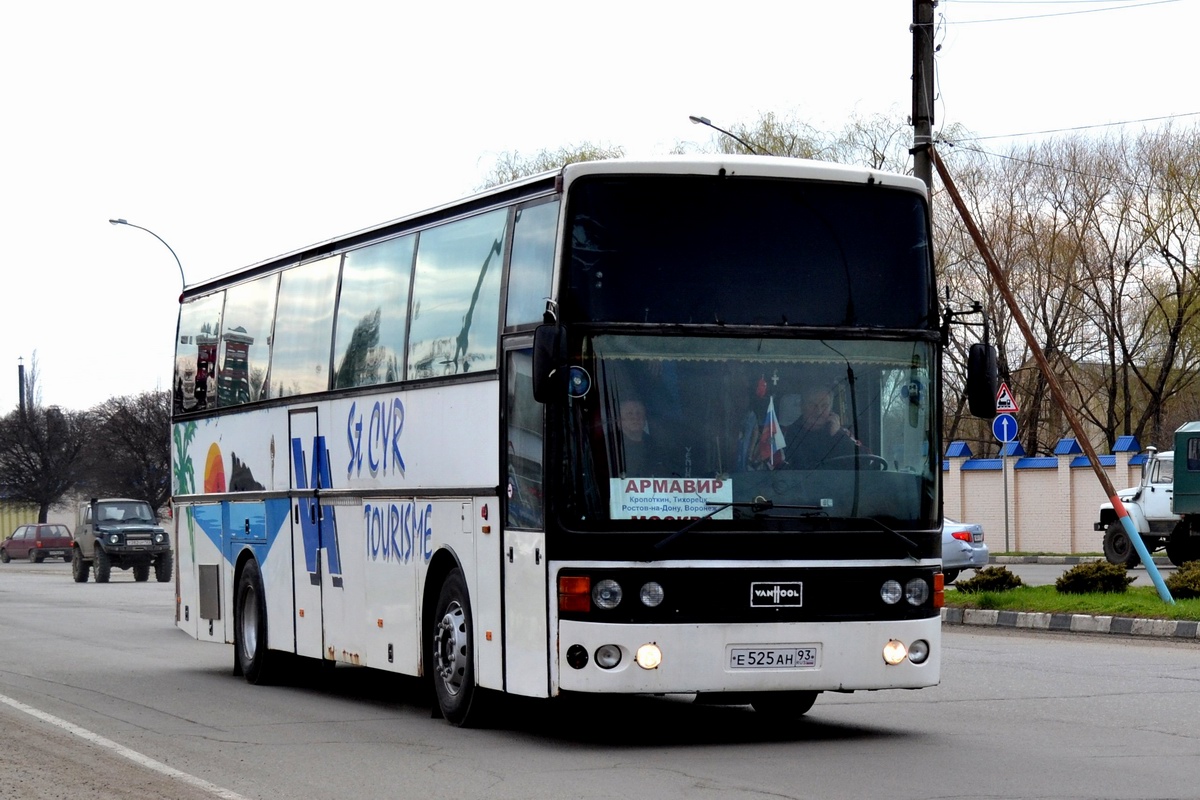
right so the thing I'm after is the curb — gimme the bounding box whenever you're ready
[990,555,1173,567]
[941,607,1200,640]
[949,557,1190,640]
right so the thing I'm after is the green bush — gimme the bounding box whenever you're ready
[1055,560,1133,594]
[1166,561,1200,599]
[955,565,1024,594]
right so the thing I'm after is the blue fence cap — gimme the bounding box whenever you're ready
[1053,438,1083,455]
[1113,435,1140,453]
[1000,441,1026,457]
[945,441,973,458]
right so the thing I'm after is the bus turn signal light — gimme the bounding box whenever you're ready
[559,575,591,612]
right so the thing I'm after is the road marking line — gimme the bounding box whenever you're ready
[0,693,251,800]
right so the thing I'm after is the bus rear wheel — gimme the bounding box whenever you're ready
[429,569,483,726]
[750,690,819,718]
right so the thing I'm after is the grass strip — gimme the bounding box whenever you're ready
[944,585,1200,621]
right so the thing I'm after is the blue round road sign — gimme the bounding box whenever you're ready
[992,413,1018,443]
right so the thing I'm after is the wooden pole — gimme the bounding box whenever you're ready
[929,144,1173,602]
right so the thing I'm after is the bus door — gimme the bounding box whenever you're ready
[288,407,333,661]
[503,346,549,696]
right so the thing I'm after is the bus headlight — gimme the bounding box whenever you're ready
[595,644,622,669]
[908,639,931,664]
[592,579,623,610]
[639,582,664,608]
[635,643,662,670]
[883,639,908,665]
[905,578,930,606]
[880,580,903,605]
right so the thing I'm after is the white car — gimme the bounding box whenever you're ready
[942,518,989,584]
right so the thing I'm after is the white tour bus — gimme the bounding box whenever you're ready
[170,155,993,726]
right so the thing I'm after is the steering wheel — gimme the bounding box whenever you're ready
[825,454,889,471]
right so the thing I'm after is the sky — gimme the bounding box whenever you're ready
[1,0,1196,413]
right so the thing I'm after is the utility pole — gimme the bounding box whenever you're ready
[912,0,937,189]
[18,358,25,419]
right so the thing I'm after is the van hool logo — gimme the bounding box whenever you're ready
[750,582,803,607]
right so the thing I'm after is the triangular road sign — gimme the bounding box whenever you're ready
[995,382,1020,413]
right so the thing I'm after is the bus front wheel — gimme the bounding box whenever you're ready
[430,569,482,726]
[235,559,280,685]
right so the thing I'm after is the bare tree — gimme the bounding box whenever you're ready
[1123,125,1200,447]
[479,142,624,189]
[78,391,172,515]
[0,403,89,523]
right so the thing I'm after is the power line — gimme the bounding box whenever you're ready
[947,0,1178,23]
[950,111,1200,142]
[952,0,1168,5]
[935,137,1186,197]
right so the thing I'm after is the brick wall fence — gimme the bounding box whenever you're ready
[942,435,1145,554]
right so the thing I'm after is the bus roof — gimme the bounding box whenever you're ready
[184,155,926,298]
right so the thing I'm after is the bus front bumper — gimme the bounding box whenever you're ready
[556,617,940,694]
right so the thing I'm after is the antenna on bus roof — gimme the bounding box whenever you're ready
[688,115,771,157]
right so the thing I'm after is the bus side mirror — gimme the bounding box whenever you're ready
[532,324,568,404]
[966,343,998,419]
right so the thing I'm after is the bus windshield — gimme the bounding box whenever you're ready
[552,334,938,532]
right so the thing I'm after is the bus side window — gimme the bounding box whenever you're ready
[506,349,544,529]
[506,199,559,328]
[408,209,507,379]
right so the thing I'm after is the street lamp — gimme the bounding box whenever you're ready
[688,115,767,156]
[108,218,186,297]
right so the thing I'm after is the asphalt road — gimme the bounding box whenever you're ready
[3,561,1199,800]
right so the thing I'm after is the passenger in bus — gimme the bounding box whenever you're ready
[615,398,668,477]
[782,387,857,469]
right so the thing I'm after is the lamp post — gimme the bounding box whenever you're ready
[688,115,767,156]
[108,218,185,295]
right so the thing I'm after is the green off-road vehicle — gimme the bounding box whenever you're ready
[72,498,172,583]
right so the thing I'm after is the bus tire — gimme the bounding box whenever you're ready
[429,568,483,726]
[94,547,112,583]
[72,549,89,583]
[750,690,819,718]
[235,559,280,685]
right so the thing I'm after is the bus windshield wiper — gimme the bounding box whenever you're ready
[654,498,821,550]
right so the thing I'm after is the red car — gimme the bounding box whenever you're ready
[0,524,73,563]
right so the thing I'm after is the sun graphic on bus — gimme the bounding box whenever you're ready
[204,443,226,494]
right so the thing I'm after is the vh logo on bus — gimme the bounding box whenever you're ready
[750,582,803,607]
[346,398,406,479]
[291,434,343,586]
